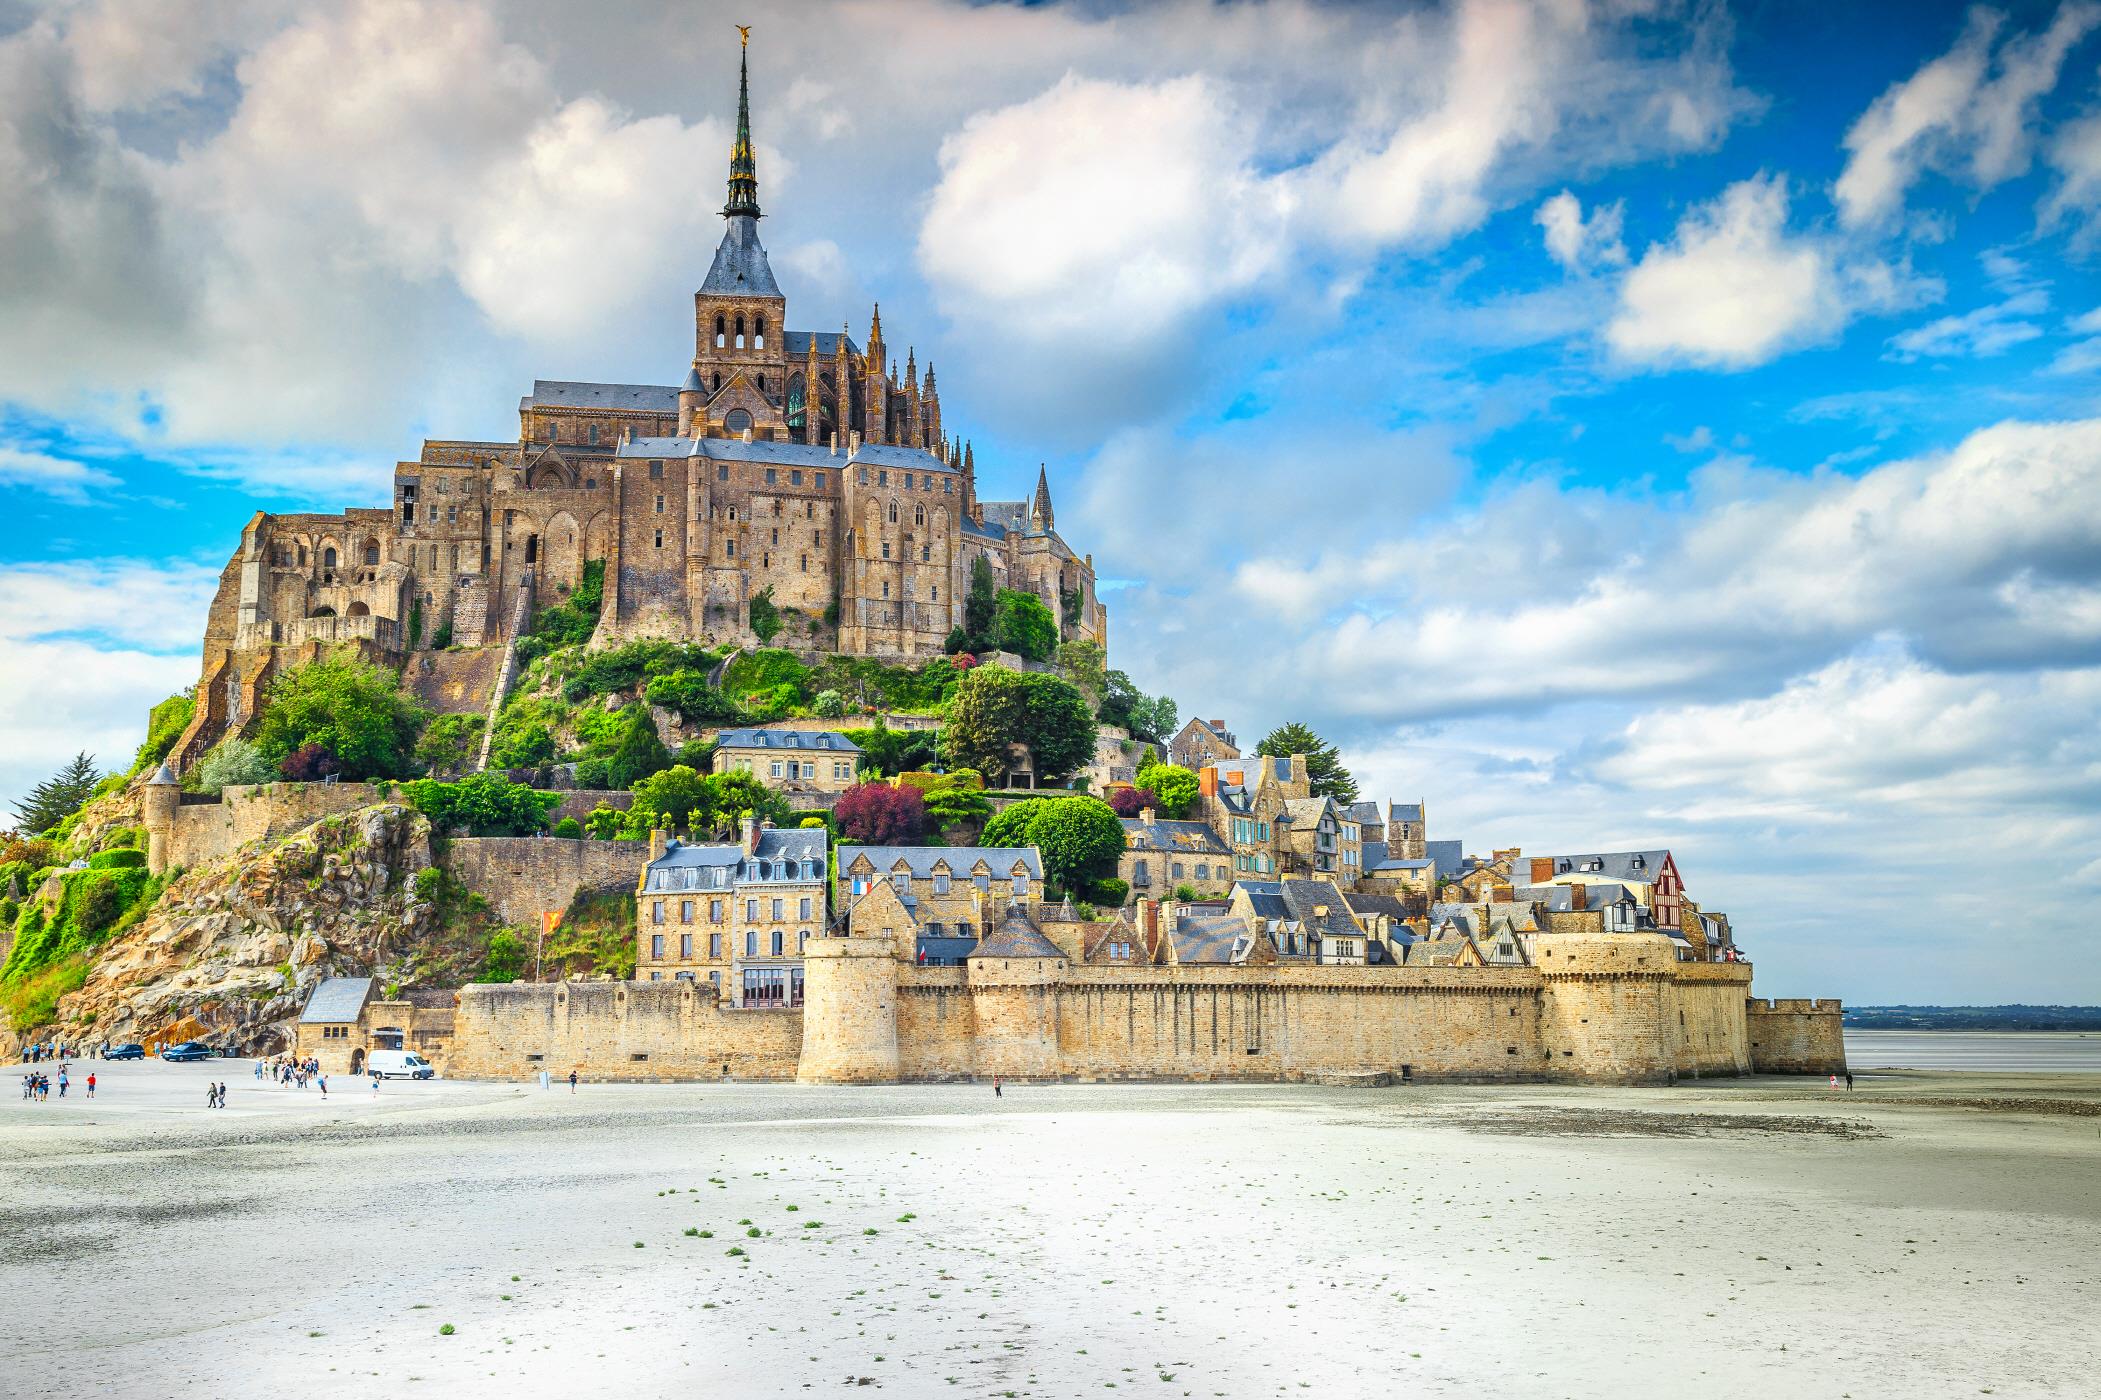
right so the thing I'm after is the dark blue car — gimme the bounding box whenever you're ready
[160,1042,215,1063]
[103,1043,145,1060]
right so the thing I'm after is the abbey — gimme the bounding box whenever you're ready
[169,36,1105,773]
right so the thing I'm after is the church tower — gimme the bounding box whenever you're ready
[688,30,788,439]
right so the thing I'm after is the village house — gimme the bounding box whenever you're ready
[710,727,860,793]
[836,844,1046,959]
[1198,753,1309,880]
[1168,717,1240,771]
[635,819,829,1005]
[1118,808,1233,899]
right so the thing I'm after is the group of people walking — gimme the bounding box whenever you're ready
[19,1068,92,1100]
[258,1056,326,1092]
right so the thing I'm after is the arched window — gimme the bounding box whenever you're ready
[364,543,379,566]
[734,315,745,349]
[914,504,925,526]
[757,374,765,393]
[715,314,726,348]
[712,372,721,392]
[724,408,752,435]
[587,424,598,445]
[787,375,806,431]
[525,535,539,564]
[887,501,898,524]
[754,315,766,348]
[347,601,370,617]
[322,547,337,570]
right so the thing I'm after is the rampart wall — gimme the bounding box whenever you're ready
[440,836,648,924]
[161,782,381,872]
[1746,997,1848,1075]
[444,980,801,1079]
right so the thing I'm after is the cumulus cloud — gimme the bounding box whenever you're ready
[1536,191,1626,272]
[1836,2,2101,230]
[0,447,122,502]
[1607,175,1927,369]
[2043,104,2101,245]
[0,559,219,814]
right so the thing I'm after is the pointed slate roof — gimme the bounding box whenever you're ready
[971,905,1065,960]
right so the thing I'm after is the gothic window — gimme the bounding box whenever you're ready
[724,408,752,435]
[914,504,925,526]
[525,535,538,564]
[322,547,337,570]
[587,424,598,445]
[715,314,726,348]
[364,543,379,565]
[734,315,745,348]
[887,502,898,524]
[754,315,766,348]
[757,374,766,393]
[787,375,805,430]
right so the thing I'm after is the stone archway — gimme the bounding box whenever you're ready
[349,1047,365,1074]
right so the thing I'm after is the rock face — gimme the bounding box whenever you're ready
[59,804,436,1055]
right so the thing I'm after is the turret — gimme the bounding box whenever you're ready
[143,762,180,875]
[678,364,705,437]
[799,886,905,1084]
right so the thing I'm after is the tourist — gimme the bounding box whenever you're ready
[1845,1071,1855,1091]
[569,1069,578,1094]
[318,1074,327,1096]
[86,1072,95,1099]
[993,1076,1002,1098]
[371,1070,380,1095]
[1829,1073,1839,1090]
[205,1083,216,1109]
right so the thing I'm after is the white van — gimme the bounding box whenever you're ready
[367,1050,436,1080]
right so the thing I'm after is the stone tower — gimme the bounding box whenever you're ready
[142,762,180,876]
[798,886,905,1084]
[1534,930,1676,1084]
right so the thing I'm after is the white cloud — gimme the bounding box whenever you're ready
[1836,2,2101,230]
[1885,288,2049,360]
[2043,104,2101,244]
[1536,190,1626,272]
[0,447,121,502]
[1607,175,1926,369]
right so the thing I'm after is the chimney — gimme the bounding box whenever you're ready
[1198,766,1219,797]
[1491,884,1512,904]
[972,887,987,934]
[1139,896,1158,952]
[830,432,839,455]
[1257,755,1276,789]
[1313,904,1328,920]
[648,828,667,861]
[1570,883,1587,911]
[1139,807,1156,825]
[850,430,862,452]
[1530,857,1552,884]
[742,815,760,854]
[742,427,754,443]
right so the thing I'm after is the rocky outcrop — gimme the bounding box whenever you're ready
[57,804,437,1055]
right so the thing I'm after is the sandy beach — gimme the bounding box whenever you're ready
[3,1063,2097,1399]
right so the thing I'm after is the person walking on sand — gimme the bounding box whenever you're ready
[1830,1073,1839,1090]
[993,1076,1002,1099]
[56,1069,67,1098]
[568,1069,578,1094]
[85,1072,95,1100]
[1845,1070,1855,1091]
[318,1074,327,1096]
[371,1070,380,1096]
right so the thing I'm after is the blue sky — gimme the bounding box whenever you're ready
[2,0,2098,1002]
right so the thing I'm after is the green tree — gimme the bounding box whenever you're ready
[1133,762,1200,819]
[404,773,560,836]
[643,668,744,723]
[489,720,556,769]
[190,739,274,796]
[748,585,782,644]
[703,769,789,834]
[1057,639,1108,705]
[629,765,714,834]
[551,816,582,839]
[940,666,1095,786]
[128,692,196,778]
[1098,670,1177,743]
[583,804,626,840]
[963,554,998,650]
[1255,722,1359,804]
[993,589,1058,661]
[980,794,1123,892]
[12,753,103,834]
[606,705,671,789]
[843,721,940,778]
[812,689,847,719]
[253,657,425,780]
[413,713,484,776]
[921,785,992,834]
[476,929,526,983]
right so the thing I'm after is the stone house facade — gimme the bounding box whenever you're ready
[1118,810,1233,899]
[836,844,1046,948]
[635,821,829,1005]
[1168,717,1239,772]
[711,727,860,793]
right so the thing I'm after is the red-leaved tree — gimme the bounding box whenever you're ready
[1107,786,1158,818]
[833,782,927,845]
[280,742,342,782]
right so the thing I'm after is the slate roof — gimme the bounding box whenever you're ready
[1165,912,1255,964]
[300,977,374,1024]
[1232,880,1290,921]
[1425,839,1464,875]
[1281,797,1333,826]
[614,435,956,475]
[1511,883,1579,912]
[980,500,1031,534]
[700,216,782,297]
[1343,891,1411,923]
[529,380,681,412]
[840,845,1044,880]
[915,935,978,965]
[714,728,860,753]
[1532,850,1672,883]
[644,829,827,891]
[971,906,1065,960]
[1341,801,1380,828]
[1388,802,1424,824]
[781,329,861,357]
[1277,879,1360,944]
[1119,816,1229,854]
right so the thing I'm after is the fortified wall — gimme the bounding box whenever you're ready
[145,780,381,875]
[431,933,1791,1085]
[440,836,650,924]
[1745,998,1848,1075]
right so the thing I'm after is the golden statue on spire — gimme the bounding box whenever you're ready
[736,24,751,45]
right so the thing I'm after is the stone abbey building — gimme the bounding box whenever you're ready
[170,36,1106,773]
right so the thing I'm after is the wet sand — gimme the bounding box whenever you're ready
[3,1062,2098,1399]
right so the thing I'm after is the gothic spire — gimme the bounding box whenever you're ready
[1033,464,1054,531]
[723,26,760,219]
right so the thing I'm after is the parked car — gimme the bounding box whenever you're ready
[103,1043,145,1060]
[160,1042,215,1063]
[366,1050,436,1080]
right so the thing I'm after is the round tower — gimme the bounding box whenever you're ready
[964,906,1066,1081]
[1534,930,1676,1085]
[797,931,901,1084]
[677,364,705,437]
[142,762,181,876]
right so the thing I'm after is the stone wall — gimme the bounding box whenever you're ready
[444,980,802,1080]
[1746,997,1848,1075]
[158,782,382,873]
[440,835,647,924]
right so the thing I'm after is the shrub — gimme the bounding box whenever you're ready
[280,742,343,782]
[1106,787,1157,818]
[607,707,672,789]
[992,590,1057,662]
[128,692,196,778]
[842,722,940,779]
[87,849,146,870]
[475,929,526,984]
[812,689,847,719]
[629,766,713,834]
[191,737,276,795]
[403,774,561,836]
[489,720,556,769]
[1174,883,1199,902]
[1133,762,1200,820]
[1090,877,1129,907]
[979,794,1123,892]
[748,585,782,644]
[514,559,605,666]
[573,757,613,790]
[413,713,484,777]
[551,816,582,839]
[645,670,744,724]
[833,783,926,846]
[722,649,810,703]
[583,804,626,840]
[561,638,717,703]
[254,657,425,780]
